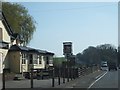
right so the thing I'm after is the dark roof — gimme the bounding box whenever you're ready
[9,45,29,52]
[9,45,54,55]
[37,49,54,55]
[46,51,54,55]
[0,40,9,44]
[1,12,14,36]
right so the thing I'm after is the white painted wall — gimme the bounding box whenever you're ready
[0,20,11,73]
[0,21,11,43]
[0,49,9,73]
[0,52,3,73]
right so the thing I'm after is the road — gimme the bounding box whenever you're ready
[0,70,119,89]
[88,69,118,89]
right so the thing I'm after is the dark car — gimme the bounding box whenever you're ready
[108,63,117,71]
[118,65,120,69]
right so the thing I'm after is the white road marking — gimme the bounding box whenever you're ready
[87,71,108,89]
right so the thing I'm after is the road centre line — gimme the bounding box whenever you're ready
[95,71,107,80]
[87,71,108,89]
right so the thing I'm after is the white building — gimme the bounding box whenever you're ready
[0,12,14,73]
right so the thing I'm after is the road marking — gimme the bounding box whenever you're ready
[95,71,107,80]
[87,71,108,89]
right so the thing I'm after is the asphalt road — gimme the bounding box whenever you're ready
[0,70,119,89]
[89,69,119,89]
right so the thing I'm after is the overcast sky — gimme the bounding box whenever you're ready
[5,1,118,56]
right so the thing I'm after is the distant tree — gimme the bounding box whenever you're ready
[2,2,36,45]
[82,46,100,65]
[76,46,100,65]
[53,57,66,68]
[76,44,117,66]
[96,44,117,63]
[118,46,120,64]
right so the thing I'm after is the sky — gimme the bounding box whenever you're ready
[5,1,118,56]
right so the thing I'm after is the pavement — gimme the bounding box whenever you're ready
[0,74,2,90]
[54,70,104,88]
[2,70,105,89]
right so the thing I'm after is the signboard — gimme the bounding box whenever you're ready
[63,42,72,55]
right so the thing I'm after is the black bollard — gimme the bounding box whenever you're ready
[58,68,60,85]
[31,68,33,88]
[63,68,65,83]
[67,67,69,82]
[70,68,72,80]
[52,68,55,87]
[2,69,5,90]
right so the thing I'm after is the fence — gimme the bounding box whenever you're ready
[2,65,100,89]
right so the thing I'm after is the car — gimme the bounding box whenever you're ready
[118,65,120,69]
[100,61,108,71]
[100,64,108,71]
[108,63,117,71]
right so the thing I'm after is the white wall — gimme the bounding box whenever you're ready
[0,20,11,73]
[0,52,3,73]
[0,21,11,43]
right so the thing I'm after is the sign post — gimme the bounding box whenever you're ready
[63,42,73,82]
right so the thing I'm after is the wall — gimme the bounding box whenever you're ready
[0,21,10,43]
[9,51,20,73]
[0,20,11,73]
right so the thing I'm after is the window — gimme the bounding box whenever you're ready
[0,28,2,40]
[46,56,49,64]
[22,54,26,64]
[0,28,9,49]
[0,42,9,49]
[33,54,38,64]
[49,56,53,64]
[39,55,42,64]
[29,54,33,64]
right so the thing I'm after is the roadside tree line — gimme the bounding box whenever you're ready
[76,44,118,66]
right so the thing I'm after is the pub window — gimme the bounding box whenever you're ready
[29,54,33,64]
[33,54,38,64]
[46,56,49,64]
[39,55,42,64]
[22,54,26,64]
[0,28,2,40]
[2,43,9,49]
[49,56,53,64]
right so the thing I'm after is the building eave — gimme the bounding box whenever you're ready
[1,12,14,36]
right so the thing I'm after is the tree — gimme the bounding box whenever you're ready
[82,46,100,64]
[53,57,66,68]
[76,44,117,66]
[118,46,120,64]
[96,44,117,63]
[76,46,100,66]
[2,2,36,45]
